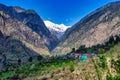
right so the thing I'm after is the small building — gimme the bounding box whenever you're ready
[91,53,96,57]
[85,53,90,57]
[75,53,81,58]
[79,54,88,62]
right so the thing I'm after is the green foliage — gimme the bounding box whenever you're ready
[98,49,105,54]
[75,35,120,55]
[69,61,75,72]
[0,59,77,79]
[113,58,120,73]
[80,50,85,53]
[28,57,33,62]
[106,75,120,80]
[18,58,21,65]
[106,75,113,80]
[87,48,93,53]
[37,55,43,61]
[98,56,107,69]
[72,48,75,53]
[0,71,15,79]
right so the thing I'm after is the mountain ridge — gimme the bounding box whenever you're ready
[0,10,50,56]
[52,1,120,55]
[0,4,59,51]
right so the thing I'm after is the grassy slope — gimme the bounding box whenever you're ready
[33,43,120,80]
[0,60,78,79]
[1,43,120,80]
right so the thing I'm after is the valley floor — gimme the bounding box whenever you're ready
[23,56,120,80]
[1,44,120,80]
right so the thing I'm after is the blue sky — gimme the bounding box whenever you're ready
[0,0,118,26]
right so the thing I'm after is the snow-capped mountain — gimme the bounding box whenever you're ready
[44,20,70,39]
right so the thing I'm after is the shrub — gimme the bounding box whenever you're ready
[99,56,107,69]
[98,49,105,54]
[106,75,113,80]
[18,59,21,65]
[114,58,120,73]
[106,75,120,80]
[37,55,43,61]
[69,64,75,72]
[28,57,33,62]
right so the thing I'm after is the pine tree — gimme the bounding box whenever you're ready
[18,58,21,65]
[29,57,33,62]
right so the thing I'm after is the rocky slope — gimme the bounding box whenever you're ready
[44,20,70,39]
[0,10,50,56]
[0,4,59,51]
[53,1,120,55]
[0,30,40,68]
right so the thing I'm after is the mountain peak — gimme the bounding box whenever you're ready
[44,20,70,39]
[12,6,25,13]
[25,9,37,14]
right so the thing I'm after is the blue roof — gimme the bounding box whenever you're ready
[79,55,88,62]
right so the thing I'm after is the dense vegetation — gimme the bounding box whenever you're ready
[1,35,120,80]
[0,59,77,79]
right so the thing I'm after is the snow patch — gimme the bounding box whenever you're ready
[44,20,70,39]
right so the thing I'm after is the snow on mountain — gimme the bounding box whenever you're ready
[44,20,70,39]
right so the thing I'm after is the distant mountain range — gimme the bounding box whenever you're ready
[52,1,120,55]
[44,20,70,39]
